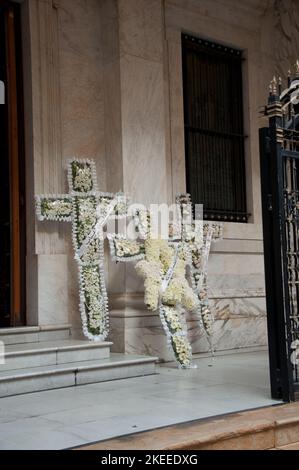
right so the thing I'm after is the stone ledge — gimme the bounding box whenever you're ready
[76,402,299,450]
[276,441,299,450]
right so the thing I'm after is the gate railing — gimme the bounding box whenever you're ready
[260,63,299,401]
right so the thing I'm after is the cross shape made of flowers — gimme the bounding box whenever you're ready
[36,159,127,341]
[108,195,222,368]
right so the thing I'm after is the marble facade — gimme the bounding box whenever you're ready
[19,0,299,359]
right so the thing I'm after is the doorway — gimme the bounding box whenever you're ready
[0,0,26,327]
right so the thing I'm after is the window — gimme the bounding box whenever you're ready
[182,34,247,222]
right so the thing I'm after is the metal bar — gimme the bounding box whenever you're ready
[282,149,299,159]
[204,208,250,215]
[185,125,247,139]
[259,127,287,399]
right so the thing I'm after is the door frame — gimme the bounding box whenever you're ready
[1,0,26,327]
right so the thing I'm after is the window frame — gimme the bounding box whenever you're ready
[181,33,249,223]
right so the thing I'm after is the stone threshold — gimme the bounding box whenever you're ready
[75,402,299,450]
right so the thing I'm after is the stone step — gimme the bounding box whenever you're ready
[0,339,112,372]
[0,325,71,345]
[77,402,299,451]
[277,441,299,450]
[0,353,157,397]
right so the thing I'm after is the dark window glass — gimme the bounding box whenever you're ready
[182,34,248,222]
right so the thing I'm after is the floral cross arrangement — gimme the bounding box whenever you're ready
[175,194,223,348]
[135,238,197,368]
[36,159,222,365]
[36,159,127,341]
[108,196,222,368]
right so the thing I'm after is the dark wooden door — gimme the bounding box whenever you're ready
[0,0,25,327]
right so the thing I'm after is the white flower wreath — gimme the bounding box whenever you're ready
[36,158,127,341]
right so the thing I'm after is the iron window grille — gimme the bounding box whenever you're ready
[182,34,248,223]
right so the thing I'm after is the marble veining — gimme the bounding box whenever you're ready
[26,0,299,359]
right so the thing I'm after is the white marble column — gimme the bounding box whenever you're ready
[102,0,168,204]
[101,0,169,353]
[22,0,69,327]
[23,0,108,329]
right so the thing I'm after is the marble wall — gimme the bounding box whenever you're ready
[107,0,270,358]
[107,0,299,359]
[22,0,299,359]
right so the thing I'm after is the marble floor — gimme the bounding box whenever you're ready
[0,351,281,450]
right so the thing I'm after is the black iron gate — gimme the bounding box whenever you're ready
[260,68,299,401]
